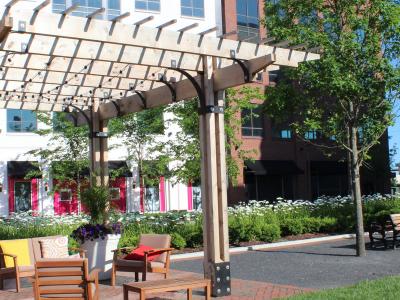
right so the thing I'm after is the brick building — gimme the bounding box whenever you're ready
[221,0,392,203]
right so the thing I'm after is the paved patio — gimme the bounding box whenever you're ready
[0,269,310,300]
[1,237,399,299]
[172,238,400,289]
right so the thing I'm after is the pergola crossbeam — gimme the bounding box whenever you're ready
[61,4,78,16]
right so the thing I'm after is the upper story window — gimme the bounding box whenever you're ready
[181,0,204,18]
[305,130,317,140]
[52,0,121,21]
[273,129,292,139]
[7,109,37,133]
[241,106,263,137]
[135,0,160,12]
[236,0,259,43]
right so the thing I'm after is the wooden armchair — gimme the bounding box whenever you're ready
[389,213,400,249]
[111,234,173,286]
[32,258,100,300]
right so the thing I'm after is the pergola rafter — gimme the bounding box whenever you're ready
[0,6,320,297]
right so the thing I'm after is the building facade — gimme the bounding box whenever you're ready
[0,0,222,216]
[221,0,392,203]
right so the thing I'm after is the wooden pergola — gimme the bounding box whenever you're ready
[0,1,319,296]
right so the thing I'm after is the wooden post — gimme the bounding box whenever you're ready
[89,100,109,187]
[199,55,231,297]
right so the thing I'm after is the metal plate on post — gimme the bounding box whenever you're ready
[211,262,231,297]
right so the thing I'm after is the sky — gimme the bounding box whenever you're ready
[389,107,400,169]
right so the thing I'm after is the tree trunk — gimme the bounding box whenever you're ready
[350,125,366,257]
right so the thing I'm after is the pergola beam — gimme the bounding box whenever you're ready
[3,10,319,67]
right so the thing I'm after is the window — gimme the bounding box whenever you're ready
[181,0,204,18]
[135,0,160,11]
[236,0,259,43]
[53,112,67,132]
[241,106,263,137]
[109,187,120,200]
[7,109,37,132]
[52,0,120,20]
[305,130,317,140]
[273,129,292,139]
[60,189,72,201]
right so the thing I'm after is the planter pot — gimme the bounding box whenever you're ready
[80,234,121,280]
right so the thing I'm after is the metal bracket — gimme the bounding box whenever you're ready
[231,58,251,83]
[64,103,93,136]
[110,100,122,117]
[170,68,205,105]
[211,262,231,297]
[134,91,147,109]
[199,105,224,115]
[157,78,177,102]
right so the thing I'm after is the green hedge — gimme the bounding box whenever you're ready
[1,196,400,250]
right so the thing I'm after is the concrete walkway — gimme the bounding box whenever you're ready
[171,238,400,289]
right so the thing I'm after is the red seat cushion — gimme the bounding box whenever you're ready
[124,245,161,261]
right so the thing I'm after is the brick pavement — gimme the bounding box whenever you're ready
[0,269,312,300]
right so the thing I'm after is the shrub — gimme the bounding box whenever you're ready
[171,232,186,249]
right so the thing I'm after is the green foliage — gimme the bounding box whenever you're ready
[80,186,110,224]
[263,0,400,162]
[166,87,262,185]
[109,107,170,186]
[171,232,187,249]
[288,276,400,300]
[26,112,90,193]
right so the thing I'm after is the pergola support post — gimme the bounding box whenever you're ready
[199,55,231,297]
[89,101,109,187]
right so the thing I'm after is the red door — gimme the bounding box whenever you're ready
[53,180,79,215]
[110,178,127,213]
[8,178,38,214]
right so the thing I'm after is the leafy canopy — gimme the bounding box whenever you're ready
[264,0,400,162]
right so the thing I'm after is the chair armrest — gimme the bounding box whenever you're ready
[0,253,18,268]
[88,269,100,282]
[143,247,174,254]
[68,247,87,258]
[111,246,135,253]
[0,253,17,259]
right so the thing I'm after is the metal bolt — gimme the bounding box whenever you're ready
[217,289,221,294]
[217,277,220,282]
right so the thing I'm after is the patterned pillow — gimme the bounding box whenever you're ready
[39,236,69,258]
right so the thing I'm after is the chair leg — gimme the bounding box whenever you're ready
[0,277,3,290]
[135,272,139,282]
[15,276,21,292]
[111,265,116,287]
[142,271,146,282]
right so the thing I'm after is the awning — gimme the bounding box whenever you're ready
[7,161,42,178]
[244,160,303,176]
[310,161,347,175]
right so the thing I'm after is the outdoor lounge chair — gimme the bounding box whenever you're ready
[111,234,173,286]
[389,214,400,249]
[32,258,99,300]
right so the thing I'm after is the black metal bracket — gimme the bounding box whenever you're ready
[211,262,231,297]
[110,100,122,117]
[199,105,224,115]
[231,58,251,83]
[134,90,147,109]
[157,78,177,102]
[170,68,205,105]
[64,103,93,134]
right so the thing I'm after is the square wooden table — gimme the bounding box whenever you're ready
[123,277,211,300]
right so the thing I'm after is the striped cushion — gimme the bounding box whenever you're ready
[39,236,69,258]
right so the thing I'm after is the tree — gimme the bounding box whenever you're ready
[166,87,262,186]
[108,106,170,202]
[263,0,400,256]
[27,112,90,209]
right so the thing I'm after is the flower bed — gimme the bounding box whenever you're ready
[1,194,400,250]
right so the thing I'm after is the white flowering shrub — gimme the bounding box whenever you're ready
[1,194,399,248]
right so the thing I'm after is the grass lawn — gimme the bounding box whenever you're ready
[289,276,400,300]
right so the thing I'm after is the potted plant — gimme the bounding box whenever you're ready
[71,185,122,280]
